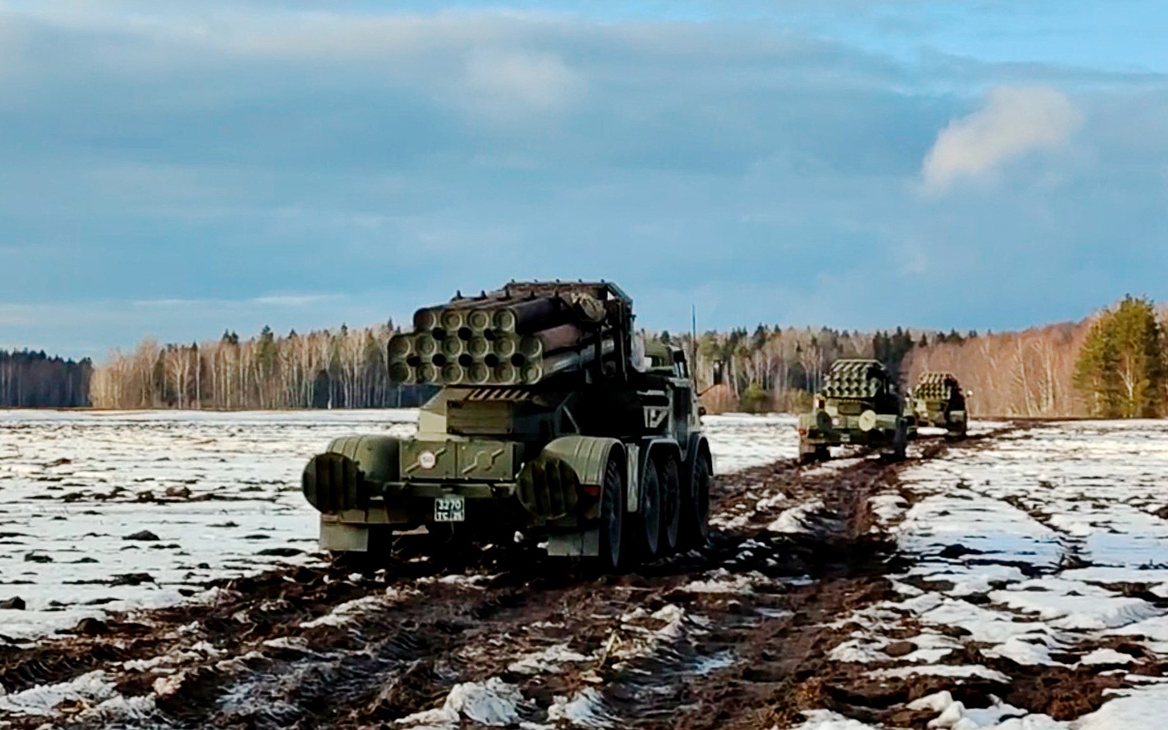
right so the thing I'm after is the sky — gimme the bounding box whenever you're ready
[2,1,1167,359]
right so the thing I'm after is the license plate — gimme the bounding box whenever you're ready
[434,496,465,522]
[840,433,851,443]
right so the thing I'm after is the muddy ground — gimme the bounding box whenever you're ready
[2,426,1153,729]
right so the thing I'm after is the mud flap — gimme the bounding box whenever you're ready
[320,521,370,552]
[546,528,600,557]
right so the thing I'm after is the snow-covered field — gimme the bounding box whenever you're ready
[0,409,797,639]
[823,420,1168,729]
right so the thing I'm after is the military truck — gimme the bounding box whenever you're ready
[301,281,711,569]
[910,371,968,438]
[796,359,911,463]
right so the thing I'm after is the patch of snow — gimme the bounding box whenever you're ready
[1074,682,1168,729]
[983,636,1060,666]
[701,413,798,474]
[546,687,612,728]
[1079,649,1135,667]
[507,644,591,675]
[829,632,959,665]
[767,500,827,534]
[867,664,1010,683]
[395,677,523,728]
[989,586,1161,631]
[680,568,765,594]
[299,595,388,628]
[868,492,909,525]
[0,670,118,716]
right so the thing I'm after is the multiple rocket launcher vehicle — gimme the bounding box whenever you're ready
[302,281,711,569]
[797,359,969,463]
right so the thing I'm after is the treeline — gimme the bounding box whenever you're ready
[85,293,1167,418]
[0,350,92,407]
[91,324,433,410]
[91,320,938,413]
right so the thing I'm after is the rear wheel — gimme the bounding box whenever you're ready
[637,458,663,560]
[598,456,625,571]
[681,451,711,548]
[660,455,681,555]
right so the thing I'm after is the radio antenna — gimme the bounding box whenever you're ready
[691,303,698,386]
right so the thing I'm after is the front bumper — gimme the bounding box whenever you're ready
[798,411,899,446]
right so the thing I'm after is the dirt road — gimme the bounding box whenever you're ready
[3,430,1082,730]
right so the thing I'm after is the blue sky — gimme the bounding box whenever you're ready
[2,1,1167,359]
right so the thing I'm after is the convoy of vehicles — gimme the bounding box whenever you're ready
[299,279,978,564]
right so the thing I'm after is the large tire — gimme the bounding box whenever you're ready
[598,455,625,571]
[637,458,663,560]
[659,455,681,555]
[681,450,711,548]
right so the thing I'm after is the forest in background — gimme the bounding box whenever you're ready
[0,351,91,407]
[13,295,1165,418]
[85,319,952,413]
[89,324,433,410]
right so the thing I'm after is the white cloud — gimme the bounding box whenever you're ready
[461,47,584,120]
[922,86,1082,192]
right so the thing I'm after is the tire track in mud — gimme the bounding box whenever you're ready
[823,424,1168,728]
[1,435,974,730]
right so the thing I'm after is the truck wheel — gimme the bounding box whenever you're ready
[599,455,625,571]
[681,452,711,548]
[637,458,663,560]
[660,455,681,555]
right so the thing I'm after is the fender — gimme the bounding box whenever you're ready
[325,434,402,484]
[540,435,624,558]
[540,435,625,488]
[533,435,626,518]
[303,435,401,512]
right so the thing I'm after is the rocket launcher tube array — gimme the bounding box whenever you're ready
[389,295,614,386]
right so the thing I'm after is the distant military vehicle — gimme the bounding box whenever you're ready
[301,281,711,569]
[797,359,911,463]
[910,372,968,438]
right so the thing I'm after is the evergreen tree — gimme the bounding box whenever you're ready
[1110,296,1164,417]
[1074,296,1164,418]
[1074,315,1121,417]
